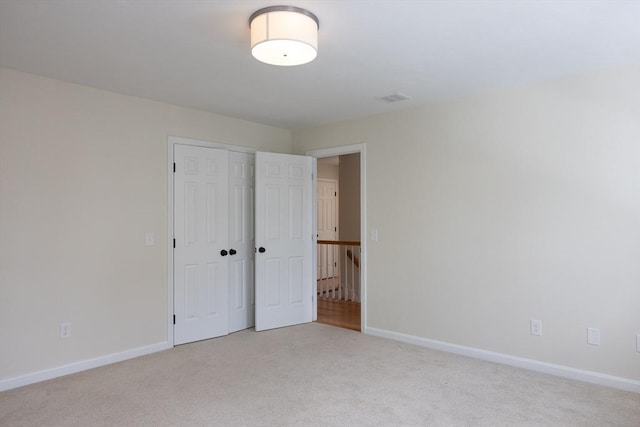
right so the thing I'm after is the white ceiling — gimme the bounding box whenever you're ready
[1,0,639,130]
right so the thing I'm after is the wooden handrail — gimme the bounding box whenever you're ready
[317,240,361,246]
[346,249,359,269]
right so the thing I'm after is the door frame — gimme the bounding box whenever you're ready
[167,136,256,346]
[306,144,367,332]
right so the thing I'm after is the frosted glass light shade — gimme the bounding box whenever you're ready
[250,6,319,66]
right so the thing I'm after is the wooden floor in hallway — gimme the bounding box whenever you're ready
[316,297,361,332]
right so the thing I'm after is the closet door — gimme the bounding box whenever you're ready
[228,152,255,333]
[174,145,229,345]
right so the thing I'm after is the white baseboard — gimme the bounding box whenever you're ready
[364,326,640,394]
[0,341,171,392]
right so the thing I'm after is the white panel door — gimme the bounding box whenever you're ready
[317,179,338,280]
[228,152,255,333]
[255,152,314,331]
[174,145,229,345]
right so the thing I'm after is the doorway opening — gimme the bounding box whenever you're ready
[312,151,363,332]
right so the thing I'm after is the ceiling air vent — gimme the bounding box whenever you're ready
[380,92,410,103]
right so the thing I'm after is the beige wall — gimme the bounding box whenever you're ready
[317,158,339,180]
[339,153,360,242]
[292,65,640,381]
[2,64,638,387]
[0,68,291,382]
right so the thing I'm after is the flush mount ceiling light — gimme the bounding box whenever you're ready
[249,6,319,66]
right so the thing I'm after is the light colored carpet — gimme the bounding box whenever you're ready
[1,323,638,426]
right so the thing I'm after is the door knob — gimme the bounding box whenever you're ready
[229,249,237,255]
[258,247,266,253]
[220,249,228,256]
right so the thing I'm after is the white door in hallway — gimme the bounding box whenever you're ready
[317,179,338,280]
[174,145,229,345]
[228,151,255,333]
[255,152,314,331]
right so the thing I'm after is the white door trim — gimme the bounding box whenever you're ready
[167,136,256,346]
[306,144,367,332]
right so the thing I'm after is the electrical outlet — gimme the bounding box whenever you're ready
[530,319,542,336]
[60,323,71,339]
[587,328,600,346]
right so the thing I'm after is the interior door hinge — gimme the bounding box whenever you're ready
[173,238,176,248]
[173,315,176,325]
[173,163,176,173]
[334,226,337,232]
[335,192,337,197]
